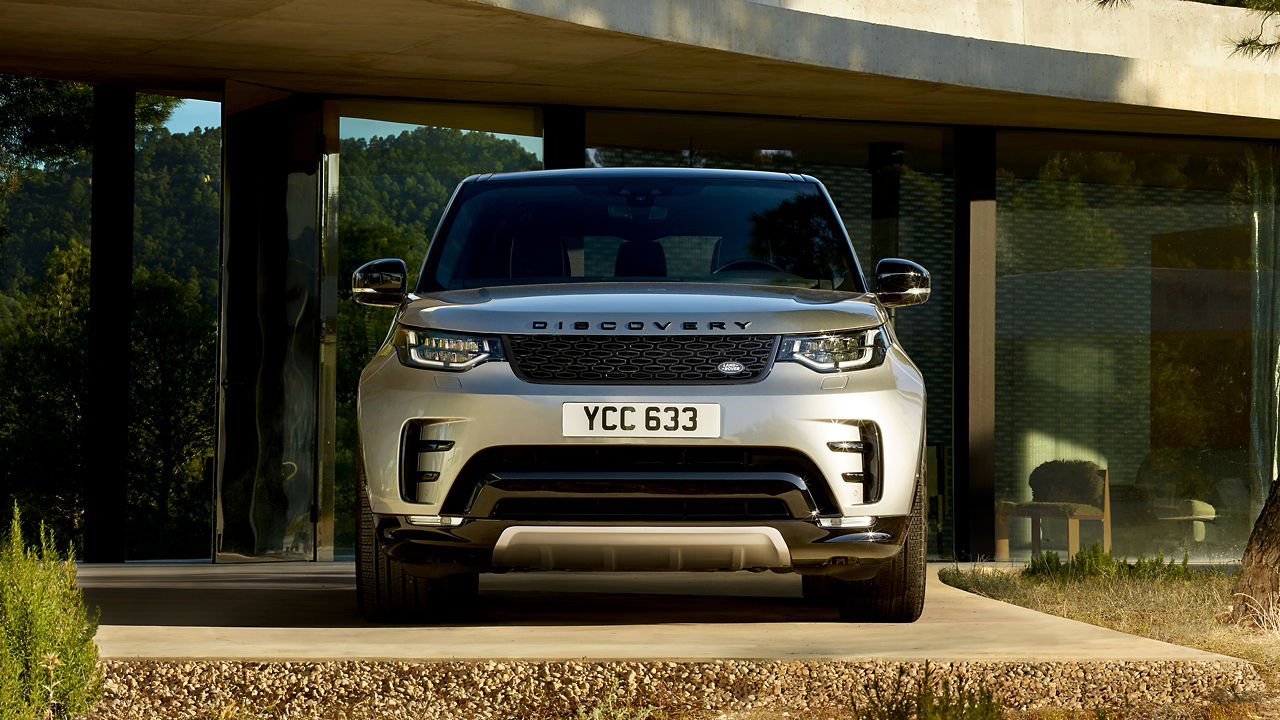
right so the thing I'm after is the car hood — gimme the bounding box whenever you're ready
[400,283,886,335]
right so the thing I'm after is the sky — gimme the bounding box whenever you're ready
[164,98,542,159]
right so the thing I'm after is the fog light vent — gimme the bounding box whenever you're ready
[401,420,451,502]
[830,421,882,503]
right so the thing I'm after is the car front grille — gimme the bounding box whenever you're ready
[504,334,778,384]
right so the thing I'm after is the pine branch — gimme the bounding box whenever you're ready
[1235,2,1280,56]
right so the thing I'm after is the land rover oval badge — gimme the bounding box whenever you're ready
[717,361,745,375]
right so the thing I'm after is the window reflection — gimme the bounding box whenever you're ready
[994,133,1267,561]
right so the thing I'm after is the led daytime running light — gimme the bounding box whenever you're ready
[777,327,887,373]
[393,326,505,371]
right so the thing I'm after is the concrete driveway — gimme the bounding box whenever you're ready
[80,562,1233,662]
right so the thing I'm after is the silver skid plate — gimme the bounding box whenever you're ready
[490,526,792,571]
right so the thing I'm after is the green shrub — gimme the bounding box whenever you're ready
[852,664,1004,720]
[1023,543,1191,582]
[0,509,101,720]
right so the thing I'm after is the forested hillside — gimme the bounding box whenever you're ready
[0,123,539,558]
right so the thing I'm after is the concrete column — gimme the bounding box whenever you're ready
[84,84,134,563]
[215,82,334,561]
[952,127,996,561]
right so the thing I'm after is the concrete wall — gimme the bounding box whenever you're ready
[479,0,1280,123]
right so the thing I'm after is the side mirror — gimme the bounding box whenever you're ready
[352,258,407,307]
[875,258,930,307]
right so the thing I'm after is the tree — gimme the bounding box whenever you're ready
[0,113,541,556]
[0,242,92,546]
[127,269,217,559]
[1094,0,1280,625]
[0,74,180,189]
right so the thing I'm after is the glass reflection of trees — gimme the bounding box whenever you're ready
[746,192,857,291]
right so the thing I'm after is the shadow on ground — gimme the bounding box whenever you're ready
[81,569,837,628]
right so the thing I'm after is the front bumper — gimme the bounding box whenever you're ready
[357,344,926,520]
[376,514,910,578]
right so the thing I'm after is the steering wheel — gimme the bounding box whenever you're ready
[712,258,786,273]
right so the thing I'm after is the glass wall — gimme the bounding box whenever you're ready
[994,132,1271,560]
[586,111,957,555]
[0,84,219,559]
[0,79,96,549]
[130,100,221,559]
[334,101,543,552]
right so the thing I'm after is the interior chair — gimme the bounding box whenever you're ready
[1133,449,1221,545]
[995,460,1111,560]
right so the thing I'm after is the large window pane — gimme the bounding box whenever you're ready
[131,101,220,559]
[995,133,1267,561]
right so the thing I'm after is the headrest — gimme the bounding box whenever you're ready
[615,241,667,278]
[510,234,569,279]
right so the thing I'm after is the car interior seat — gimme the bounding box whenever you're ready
[615,240,667,277]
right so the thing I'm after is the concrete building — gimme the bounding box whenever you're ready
[1,0,1275,561]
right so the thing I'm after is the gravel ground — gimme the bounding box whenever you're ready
[88,659,1266,719]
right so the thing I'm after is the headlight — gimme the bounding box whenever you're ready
[777,327,887,372]
[393,326,505,371]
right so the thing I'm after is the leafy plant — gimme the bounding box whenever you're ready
[852,663,1004,720]
[1023,543,1191,582]
[0,507,101,720]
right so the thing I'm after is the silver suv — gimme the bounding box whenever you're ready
[352,168,930,623]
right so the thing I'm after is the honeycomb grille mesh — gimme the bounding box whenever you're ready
[506,334,778,384]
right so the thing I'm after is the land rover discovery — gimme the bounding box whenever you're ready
[352,168,930,623]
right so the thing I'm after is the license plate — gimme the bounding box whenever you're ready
[562,403,721,438]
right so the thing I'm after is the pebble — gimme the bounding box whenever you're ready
[86,659,1266,719]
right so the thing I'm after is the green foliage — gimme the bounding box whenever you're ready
[0,508,101,720]
[851,664,1004,720]
[0,73,179,187]
[1022,543,1192,582]
[127,268,218,558]
[133,127,222,307]
[0,118,222,556]
[0,82,542,555]
[0,242,93,547]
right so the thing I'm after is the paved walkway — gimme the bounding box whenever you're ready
[80,562,1233,662]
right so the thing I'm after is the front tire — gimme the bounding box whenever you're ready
[355,462,477,623]
[818,468,928,623]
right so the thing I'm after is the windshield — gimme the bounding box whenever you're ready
[419,177,864,292]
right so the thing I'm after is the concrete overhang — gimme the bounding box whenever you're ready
[1,0,1279,137]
